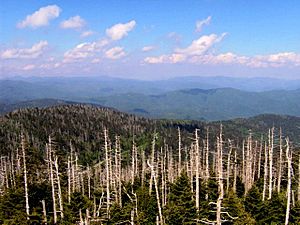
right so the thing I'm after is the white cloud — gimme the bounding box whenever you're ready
[60,16,85,29]
[92,58,101,63]
[23,64,36,71]
[1,41,48,59]
[195,16,211,32]
[189,52,300,68]
[144,54,186,64]
[144,33,226,64]
[106,20,136,40]
[80,30,95,38]
[142,46,155,52]
[105,47,126,59]
[63,39,108,62]
[17,5,61,28]
[175,33,226,56]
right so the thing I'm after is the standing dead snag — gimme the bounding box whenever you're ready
[178,127,182,175]
[195,129,200,211]
[21,134,30,220]
[147,160,163,224]
[226,140,232,194]
[149,133,157,195]
[268,127,274,200]
[54,156,64,219]
[262,141,268,202]
[216,126,224,225]
[277,128,283,193]
[104,128,110,219]
[285,138,292,225]
[48,136,57,224]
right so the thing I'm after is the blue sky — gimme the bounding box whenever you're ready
[1,0,300,79]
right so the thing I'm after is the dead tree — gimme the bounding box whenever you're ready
[54,156,64,219]
[147,160,163,224]
[262,142,268,202]
[104,128,110,219]
[277,128,283,193]
[178,127,182,175]
[268,128,274,200]
[285,138,292,225]
[195,129,200,211]
[48,137,57,224]
[21,134,30,220]
[149,133,157,195]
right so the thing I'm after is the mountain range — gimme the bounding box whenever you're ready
[1,76,300,120]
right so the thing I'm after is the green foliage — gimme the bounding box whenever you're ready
[223,191,255,225]
[164,172,197,225]
[244,185,264,221]
[0,187,28,224]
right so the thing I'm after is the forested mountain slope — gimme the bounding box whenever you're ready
[1,105,300,224]
[2,77,300,121]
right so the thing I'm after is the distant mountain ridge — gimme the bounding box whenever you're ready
[1,76,300,120]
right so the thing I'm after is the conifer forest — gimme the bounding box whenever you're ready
[1,105,300,224]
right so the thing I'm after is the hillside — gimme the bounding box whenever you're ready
[1,105,300,224]
[2,77,300,121]
[90,88,300,121]
[2,104,300,158]
[2,88,300,121]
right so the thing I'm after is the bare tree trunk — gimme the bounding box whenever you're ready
[148,160,163,224]
[227,140,232,194]
[263,142,268,202]
[277,128,283,193]
[190,143,194,194]
[54,156,64,219]
[285,138,291,225]
[87,166,91,199]
[141,150,145,187]
[233,150,237,193]
[21,134,30,220]
[242,140,245,184]
[104,128,110,219]
[195,129,200,211]
[67,157,71,203]
[42,199,47,224]
[216,125,224,225]
[48,137,57,224]
[149,133,156,195]
[257,136,263,179]
[178,127,182,175]
[268,128,274,200]
[205,127,210,181]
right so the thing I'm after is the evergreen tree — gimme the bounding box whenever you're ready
[164,172,196,225]
[244,185,264,221]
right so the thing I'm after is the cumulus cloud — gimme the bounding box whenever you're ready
[195,16,211,32]
[1,41,48,59]
[189,52,300,68]
[144,54,186,64]
[80,30,95,38]
[17,5,61,28]
[105,47,126,59]
[91,58,101,63]
[175,33,226,56]
[60,16,86,29]
[142,46,155,52]
[106,20,136,40]
[144,33,226,64]
[23,64,36,71]
[63,39,108,62]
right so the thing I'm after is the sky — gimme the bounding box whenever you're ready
[1,0,300,80]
